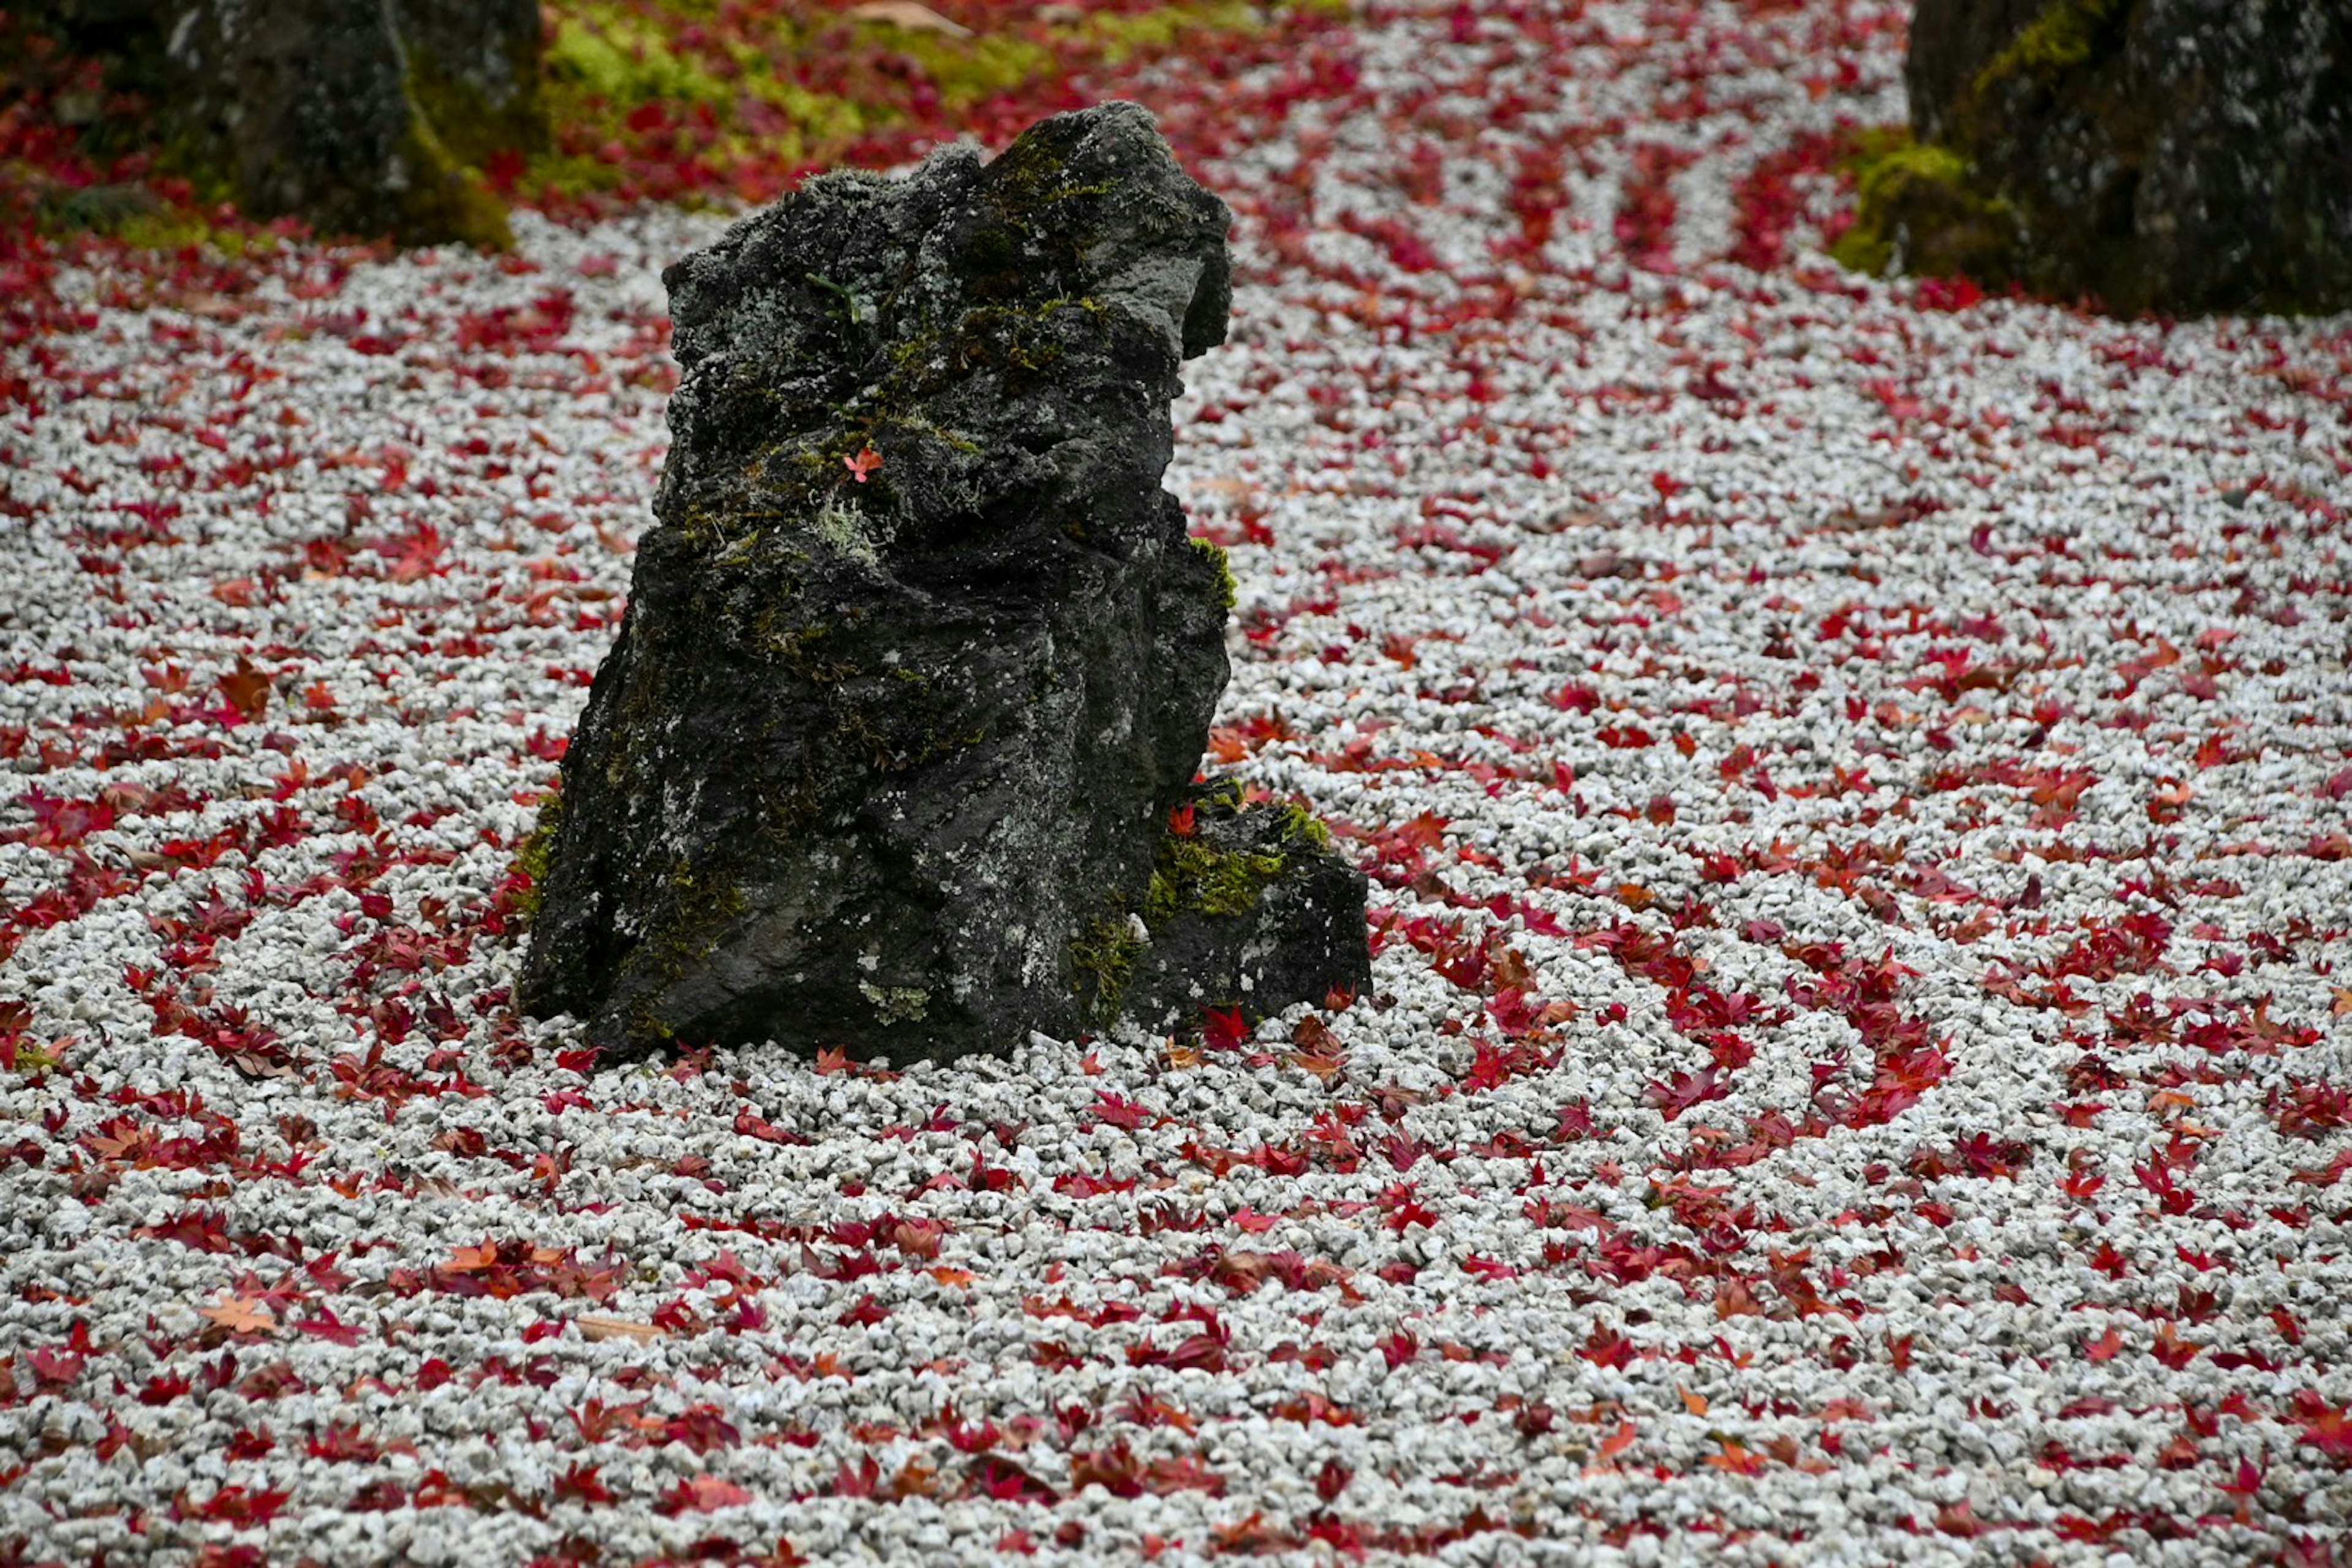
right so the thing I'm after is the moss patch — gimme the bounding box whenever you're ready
[545,9,733,107]
[390,107,516,251]
[1967,0,2125,109]
[1188,535,1236,609]
[1144,834,1286,927]
[1071,913,1147,1027]
[1830,129,2017,281]
[507,791,567,926]
[1069,785,1336,1026]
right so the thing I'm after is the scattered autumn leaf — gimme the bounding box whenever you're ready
[217,655,270,721]
[847,0,973,35]
[200,1297,277,1336]
[575,1316,667,1344]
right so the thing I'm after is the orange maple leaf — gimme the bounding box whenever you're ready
[1707,1439,1767,1475]
[678,1474,753,1512]
[1286,1015,1347,1082]
[200,1296,277,1335]
[575,1316,666,1344]
[446,1241,500,1272]
[1284,1047,1346,1084]
[927,1266,976,1288]
[217,655,270,721]
[843,445,883,483]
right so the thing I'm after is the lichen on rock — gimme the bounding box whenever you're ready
[518,102,1369,1063]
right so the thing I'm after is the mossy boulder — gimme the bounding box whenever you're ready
[1846,0,2352,314]
[28,0,542,247]
[518,103,1369,1064]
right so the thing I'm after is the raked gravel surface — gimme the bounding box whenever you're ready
[4,1,2351,1564]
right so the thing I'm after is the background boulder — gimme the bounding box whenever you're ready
[23,0,541,247]
[1841,0,2352,314]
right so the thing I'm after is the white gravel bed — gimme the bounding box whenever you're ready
[2,1,2350,1563]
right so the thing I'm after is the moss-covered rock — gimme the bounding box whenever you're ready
[1851,0,2351,315]
[1829,132,2018,282]
[27,0,543,249]
[518,104,1369,1065]
[1074,780,1370,1035]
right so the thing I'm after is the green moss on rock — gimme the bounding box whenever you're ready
[1071,912,1147,1026]
[1188,536,1236,609]
[1831,130,2016,281]
[506,791,567,925]
[1967,0,2123,108]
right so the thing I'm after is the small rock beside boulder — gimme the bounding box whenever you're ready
[1840,0,2352,315]
[517,102,1370,1064]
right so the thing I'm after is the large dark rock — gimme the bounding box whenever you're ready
[1839,0,2352,314]
[518,103,1370,1064]
[29,0,541,247]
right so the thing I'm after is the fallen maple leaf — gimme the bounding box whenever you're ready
[200,1296,277,1336]
[1707,1439,1768,1475]
[1286,1014,1346,1082]
[445,1241,500,1272]
[293,1307,363,1346]
[1284,1044,1346,1084]
[217,655,270,722]
[665,1474,753,1513]
[847,0,972,35]
[843,445,884,483]
[575,1315,666,1344]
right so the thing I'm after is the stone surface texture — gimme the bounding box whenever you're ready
[518,102,1370,1063]
[1860,0,2352,314]
[37,0,541,247]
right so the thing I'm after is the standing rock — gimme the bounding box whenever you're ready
[518,102,1370,1063]
[29,0,541,247]
[1840,0,2352,315]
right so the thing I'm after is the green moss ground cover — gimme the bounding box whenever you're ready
[0,0,1349,266]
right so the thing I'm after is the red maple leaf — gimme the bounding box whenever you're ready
[2293,1392,2352,1462]
[1201,1006,1247,1050]
[293,1307,362,1346]
[662,1474,753,1513]
[554,1462,614,1506]
[967,1454,1060,1504]
[175,1484,291,1526]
